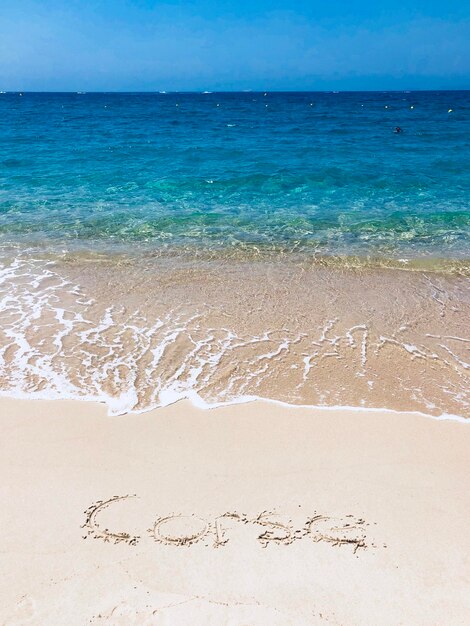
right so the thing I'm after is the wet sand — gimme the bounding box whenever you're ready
[1,397,469,625]
[1,255,469,417]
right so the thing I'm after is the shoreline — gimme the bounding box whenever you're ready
[1,396,470,624]
[1,389,469,423]
[2,246,470,275]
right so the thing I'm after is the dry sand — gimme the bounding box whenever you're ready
[1,398,469,625]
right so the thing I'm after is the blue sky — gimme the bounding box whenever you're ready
[0,0,469,91]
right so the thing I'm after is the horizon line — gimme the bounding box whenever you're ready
[2,89,469,94]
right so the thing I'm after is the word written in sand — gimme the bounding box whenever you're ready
[82,495,382,553]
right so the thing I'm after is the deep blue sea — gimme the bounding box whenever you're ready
[0,91,469,261]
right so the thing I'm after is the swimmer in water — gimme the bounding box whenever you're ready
[394,126,403,133]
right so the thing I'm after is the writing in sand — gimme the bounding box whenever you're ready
[82,495,384,554]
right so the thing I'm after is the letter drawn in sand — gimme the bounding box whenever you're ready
[213,512,248,547]
[82,495,140,546]
[254,511,294,547]
[305,514,368,553]
[148,514,210,546]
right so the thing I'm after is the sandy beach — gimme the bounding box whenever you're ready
[1,397,469,625]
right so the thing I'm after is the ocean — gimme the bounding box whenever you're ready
[0,91,469,416]
[1,91,469,260]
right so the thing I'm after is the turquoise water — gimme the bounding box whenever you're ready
[0,91,469,260]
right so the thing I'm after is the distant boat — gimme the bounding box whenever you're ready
[202,91,212,94]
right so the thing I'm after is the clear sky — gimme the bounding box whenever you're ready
[1,0,469,91]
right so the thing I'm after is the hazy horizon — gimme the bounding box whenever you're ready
[3,89,469,93]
